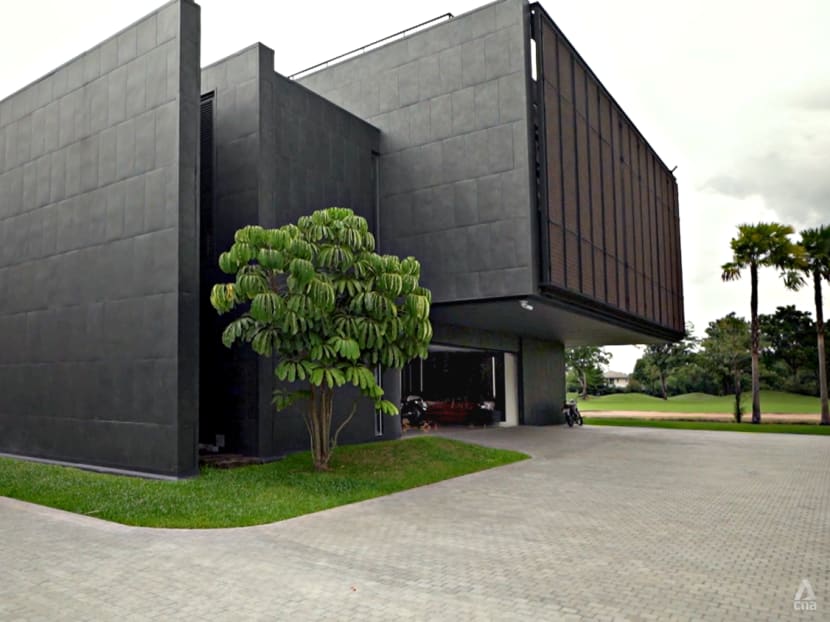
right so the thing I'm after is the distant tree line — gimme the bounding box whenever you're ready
[566,307,828,421]
[632,309,829,400]
[565,222,829,425]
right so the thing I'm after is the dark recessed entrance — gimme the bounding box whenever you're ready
[402,346,519,426]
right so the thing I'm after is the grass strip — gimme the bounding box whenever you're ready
[574,390,822,414]
[584,417,830,435]
[0,436,527,529]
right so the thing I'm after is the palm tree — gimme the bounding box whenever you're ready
[721,223,803,423]
[799,226,830,425]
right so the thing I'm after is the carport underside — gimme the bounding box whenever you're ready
[421,295,682,427]
[431,293,682,347]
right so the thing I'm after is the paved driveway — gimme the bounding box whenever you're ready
[1,426,827,621]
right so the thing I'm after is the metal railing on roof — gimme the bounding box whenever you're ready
[288,13,454,80]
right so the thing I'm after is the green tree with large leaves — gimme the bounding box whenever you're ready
[210,208,433,470]
[565,346,610,399]
[799,226,830,424]
[721,223,803,423]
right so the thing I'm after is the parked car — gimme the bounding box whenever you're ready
[422,397,497,426]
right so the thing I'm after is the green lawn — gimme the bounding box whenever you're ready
[584,418,830,435]
[0,437,527,528]
[575,390,822,414]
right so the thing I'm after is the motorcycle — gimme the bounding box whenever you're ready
[401,395,428,426]
[562,400,583,427]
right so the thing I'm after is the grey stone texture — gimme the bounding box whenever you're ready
[259,50,380,233]
[0,0,201,476]
[299,0,535,304]
[200,45,394,460]
[432,321,520,352]
[2,426,827,620]
[199,46,267,459]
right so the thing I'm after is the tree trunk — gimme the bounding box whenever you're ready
[579,371,588,399]
[733,368,742,423]
[305,386,358,470]
[660,373,668,400]
[750,263,761,423]
[815,270,829,425]
[307,387,320,467]
[308,386,335,471]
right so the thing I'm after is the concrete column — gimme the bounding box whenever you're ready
[520,338,566,425]
[502,353,520,426]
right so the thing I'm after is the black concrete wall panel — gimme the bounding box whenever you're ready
[175,0,201,475]
[201,45,389,459]
[258,46,390,455]
[0,0,201,476]
[258,47,379,235]
[537,8,683,335]
[520,337,564,425]
[299,0,534,303]
[200,46,263,456]
[433,322,521,352]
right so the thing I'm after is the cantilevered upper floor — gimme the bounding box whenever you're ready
[297,0,684,345]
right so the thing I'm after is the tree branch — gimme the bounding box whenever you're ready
[331,399,360,452]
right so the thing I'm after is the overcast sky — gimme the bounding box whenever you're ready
[2,0,827,372]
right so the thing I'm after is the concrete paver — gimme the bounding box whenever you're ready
[1,426,827,620]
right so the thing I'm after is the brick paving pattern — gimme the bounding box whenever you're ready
[1,426,827,620]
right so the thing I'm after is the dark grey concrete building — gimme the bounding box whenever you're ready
[0,0,683,476]
[198,44,396,459]
[0,0,201,476]
[297,0,684,425]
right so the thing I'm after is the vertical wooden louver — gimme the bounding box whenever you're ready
[532,4,683,335]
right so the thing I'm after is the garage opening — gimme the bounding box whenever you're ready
[401,346,519,427]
